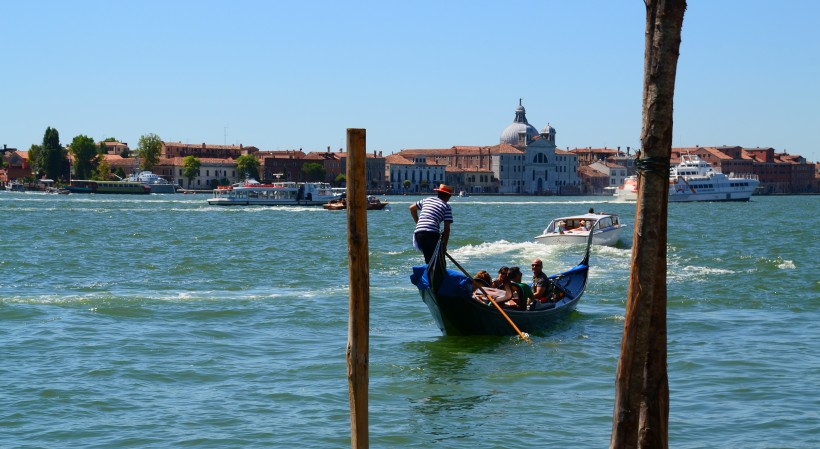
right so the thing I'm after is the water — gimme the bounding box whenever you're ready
[1,192,818,448]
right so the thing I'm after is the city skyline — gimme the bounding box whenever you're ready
[2,1,818,162]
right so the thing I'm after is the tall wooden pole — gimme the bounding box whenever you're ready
[610,1,685,449]
[346,128,369,449]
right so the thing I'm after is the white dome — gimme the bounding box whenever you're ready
[500,122,539,145]
[500,100,538,145]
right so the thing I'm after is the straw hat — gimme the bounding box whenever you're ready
[433,184,454,195]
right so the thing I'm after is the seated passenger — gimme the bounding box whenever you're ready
[491,266,510,289]
[472,270,492,292]
[530,259,553,302]
[554,221,566,234]
[508,267,534,310]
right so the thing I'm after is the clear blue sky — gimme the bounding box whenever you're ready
[2,1,818,162]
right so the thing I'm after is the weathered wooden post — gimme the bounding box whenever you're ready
[346,128,369,449]
[610,1,685,448]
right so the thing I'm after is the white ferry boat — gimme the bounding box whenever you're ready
[613,154,759,202]
[125,171,177,194]
[207,179,341,206]
[534,213,627,246]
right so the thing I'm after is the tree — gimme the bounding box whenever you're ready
[301,162,326,182]
[137,133,162,170]
[610,1,686,448]
[182,155,201,188]
[27,144,42,177]
[235,154,260,180]
[40,127,67,181]
[402,179,411,191]
[69,135,97,180]
[94,157,112,181]
[334,173,346,186]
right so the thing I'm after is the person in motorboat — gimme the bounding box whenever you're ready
[554,220,566,234]
[409,183,454,263]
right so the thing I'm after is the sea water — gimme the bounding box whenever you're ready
[1,192,818,448]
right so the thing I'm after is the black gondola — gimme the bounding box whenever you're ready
[410,231,593,337]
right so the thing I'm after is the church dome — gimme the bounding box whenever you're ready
[500,100,539,146]
[541,123,556,134]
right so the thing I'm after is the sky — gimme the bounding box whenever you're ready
[2,0,819,162]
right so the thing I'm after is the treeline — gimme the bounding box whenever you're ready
[24,127,163,183]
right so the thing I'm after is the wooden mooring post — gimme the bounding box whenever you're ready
[345,128,369,448]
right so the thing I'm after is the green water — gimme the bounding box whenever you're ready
[1,192,818,448]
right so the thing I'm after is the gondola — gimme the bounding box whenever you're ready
[410,231,593,336]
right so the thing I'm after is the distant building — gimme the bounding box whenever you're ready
[394,101,581,194]
[385,153,446,193]
[161,142,259,159]
[589,160,628,190]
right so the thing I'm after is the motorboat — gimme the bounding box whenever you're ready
[613,154,759,202]
[124,171,177,194]
[534,213,627,246]
[207,179,341,206]
[323,195,389,210]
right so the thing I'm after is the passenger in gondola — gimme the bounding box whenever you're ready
[491,266,510,289]
[508,267,533,310]
[531,259,553,302]
[471,270,492,292]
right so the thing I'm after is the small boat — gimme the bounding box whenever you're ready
[613,154,759,202]
[410,233,593,336]
[534,213,627,246]
[458,190,469,197]
[124,170,177,194]
[323,195,389,211]
[207,179,340,206]
[64,180,151,194]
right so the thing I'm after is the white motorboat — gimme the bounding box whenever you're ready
[534,213,627,246]
[207,179,341,206]
[124,171,178,194]
[613,154,759,202]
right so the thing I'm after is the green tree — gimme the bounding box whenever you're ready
[235,154,260,180]
[69,135,97,180]
[420,179,429,190]
[334,173,346,186]
[182,155,201,188]
[27,144,42,177]
[40,127,68,181]
[301,162,326,182]
[137,133,162,170]
[94,157,112,181]
[402,179,411,190]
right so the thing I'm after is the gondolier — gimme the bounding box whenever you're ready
[409,183,454,263]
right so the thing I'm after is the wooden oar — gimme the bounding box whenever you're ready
[444,252,531,342]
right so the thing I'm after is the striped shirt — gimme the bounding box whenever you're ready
[414,197,453,233]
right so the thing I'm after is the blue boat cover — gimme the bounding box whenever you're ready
[410,265,473,297]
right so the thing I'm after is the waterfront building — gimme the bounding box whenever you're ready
[588,160,628,191]
[303,149,386,188]
[393,101,581,194]
[161,142,259,159]
[385,153,446,193]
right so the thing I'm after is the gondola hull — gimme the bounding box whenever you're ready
[410,263,589,336]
